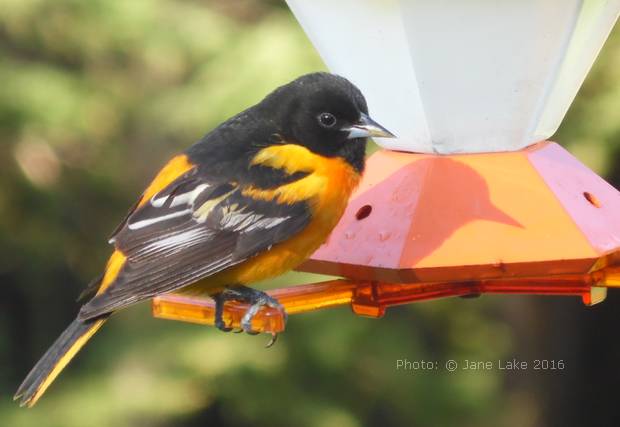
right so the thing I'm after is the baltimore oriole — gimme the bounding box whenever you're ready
[15,72,394,407]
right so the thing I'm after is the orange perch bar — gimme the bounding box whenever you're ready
[153,280,358,333]
[152,275,606,334]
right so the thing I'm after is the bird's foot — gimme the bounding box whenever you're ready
[212,285,287,347]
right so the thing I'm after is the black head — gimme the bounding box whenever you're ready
[258,73,394,173]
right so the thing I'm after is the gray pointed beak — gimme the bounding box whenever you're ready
[346,113,396,139]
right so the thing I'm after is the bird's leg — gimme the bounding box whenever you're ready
[211,285,287,347]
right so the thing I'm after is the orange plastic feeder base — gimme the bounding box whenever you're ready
[152,142,620,334]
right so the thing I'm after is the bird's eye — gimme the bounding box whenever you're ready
[317,112,337,128]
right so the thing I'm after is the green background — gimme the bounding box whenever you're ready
[1,1,619,426]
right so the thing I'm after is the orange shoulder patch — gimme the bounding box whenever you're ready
[138,154,195,208]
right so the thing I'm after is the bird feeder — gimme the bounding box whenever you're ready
[153,0,620,334]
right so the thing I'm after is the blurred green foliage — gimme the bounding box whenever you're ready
[0,1,619,427]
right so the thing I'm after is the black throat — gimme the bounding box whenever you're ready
[339,138,367,174]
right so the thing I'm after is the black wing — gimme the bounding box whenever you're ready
[79,168,311,320]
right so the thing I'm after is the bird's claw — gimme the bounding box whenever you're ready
[265,333,278,348]
[212,285,287,346]
[215,321,233,332]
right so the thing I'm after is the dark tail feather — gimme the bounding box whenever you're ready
[14,316,108,407]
